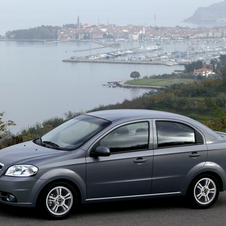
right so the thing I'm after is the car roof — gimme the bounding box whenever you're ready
[86,109,222,142]
[87,109,188,122]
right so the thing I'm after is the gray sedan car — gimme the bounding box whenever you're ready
[0,109,226,219]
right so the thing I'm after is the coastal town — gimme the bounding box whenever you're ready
[57,17,226,41]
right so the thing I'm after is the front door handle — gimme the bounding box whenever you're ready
[189,152,201,158]
[134,157,147,164]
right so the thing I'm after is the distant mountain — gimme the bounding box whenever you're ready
[184,1,226,25]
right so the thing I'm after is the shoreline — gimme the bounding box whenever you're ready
[114,81,162,89]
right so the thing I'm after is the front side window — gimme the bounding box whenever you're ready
[156,121,196,148]
[98,122,149,153]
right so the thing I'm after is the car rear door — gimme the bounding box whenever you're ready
[151,120,208,194]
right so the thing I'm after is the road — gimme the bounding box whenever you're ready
[1,192,226,226]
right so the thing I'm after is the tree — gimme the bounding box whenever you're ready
[221,67,226,87]
[6,26,60,40]
[184,60,203,73]
[0,112,20,149]
[202,100,226,132]
[210,59,218,72]
[0,112,16,136]
[130,71,140,80]
[219,55,226,67]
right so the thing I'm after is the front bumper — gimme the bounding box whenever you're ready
[0,176,39,207]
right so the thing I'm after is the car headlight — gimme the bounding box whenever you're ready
[5,165,38,177]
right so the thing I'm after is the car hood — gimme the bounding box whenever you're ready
[0,141,67,166]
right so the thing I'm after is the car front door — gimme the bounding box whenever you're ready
[151,120,208,194]
[86,121,153,200]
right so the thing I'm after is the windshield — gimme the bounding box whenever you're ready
[40,115,111,150]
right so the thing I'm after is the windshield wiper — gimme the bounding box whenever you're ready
[42,141,62,150]
[33,138,62,150]
[33,137,43,145]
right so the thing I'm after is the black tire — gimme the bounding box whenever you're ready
[187,174,219,208]
[38,182,77,219]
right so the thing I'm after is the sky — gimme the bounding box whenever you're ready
[0,0,224,35]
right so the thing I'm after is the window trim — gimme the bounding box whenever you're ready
[153,119,204,149]
[89,120,151,156]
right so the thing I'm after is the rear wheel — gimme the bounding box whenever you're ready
[38,182,77,219]
[188,174,219,208]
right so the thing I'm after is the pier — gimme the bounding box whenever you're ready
[62,58,179,66]
[73,40,120,53]
[73,46,109,53]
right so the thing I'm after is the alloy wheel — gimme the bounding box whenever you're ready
[46,186,74,216]
[193,177,217,205]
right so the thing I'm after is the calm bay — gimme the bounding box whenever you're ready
[0,40,184,133]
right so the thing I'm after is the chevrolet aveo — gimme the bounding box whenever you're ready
[0,109,226,219]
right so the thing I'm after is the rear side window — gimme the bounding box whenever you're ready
[156,121,197,148]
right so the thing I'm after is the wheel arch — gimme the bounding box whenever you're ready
[186,171,224,194]
[182,162,226,195]
[32,168,86,207]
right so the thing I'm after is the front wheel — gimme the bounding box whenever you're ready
[187,174,219,208]
[38,182,77,219]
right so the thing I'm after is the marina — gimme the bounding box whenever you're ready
[63,37,226,66]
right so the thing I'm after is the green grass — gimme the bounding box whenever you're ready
[125,78,195,87]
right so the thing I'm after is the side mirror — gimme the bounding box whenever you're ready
[90,146,110,157]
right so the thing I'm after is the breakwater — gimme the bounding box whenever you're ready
[62,58,179,66]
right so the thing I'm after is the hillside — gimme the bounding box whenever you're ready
[184,1,226,25]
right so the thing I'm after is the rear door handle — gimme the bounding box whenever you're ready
[134,157,147,164]
[189,152,201,158]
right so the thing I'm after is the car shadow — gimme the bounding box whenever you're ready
[0,196,185,219]
[0,203,38,218]
[76,196,187,215]
[1,194,224,220]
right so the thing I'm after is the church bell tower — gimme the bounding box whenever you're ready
[77,16,81,30]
